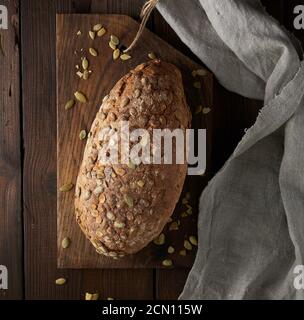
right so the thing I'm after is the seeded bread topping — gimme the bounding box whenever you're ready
[75,60,191,258]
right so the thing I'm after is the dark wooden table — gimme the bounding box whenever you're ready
[0,0,303,300]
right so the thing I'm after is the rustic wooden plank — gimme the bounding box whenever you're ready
[0,0,23,300]
[57,13,212,269]
[21,0,153,299]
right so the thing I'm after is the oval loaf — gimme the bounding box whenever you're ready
[75,59,191,258]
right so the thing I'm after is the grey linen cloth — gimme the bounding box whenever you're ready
[157,0,304,299]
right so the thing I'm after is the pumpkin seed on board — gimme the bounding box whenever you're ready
[203,107,211,114]
[55,278,66,285]
[59,183,74,192]
[113,48,120,60]
[162,259,173,267]
[82,57,89,70]
[61,237,71,249]
[189,235,198,246]
[109,41,116,50]
[153,233,165,245]
[148,52,156,60]
[93,23,102,31]
[97,27,106,37]
[120,53,132,61]
[74,91,87,103]
[79,130,87,140]
[110,35,119,46]
[89,47,98,57]
[89,31,95,40]
[64,99,75,110]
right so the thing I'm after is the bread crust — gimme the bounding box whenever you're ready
[75,60,191,258]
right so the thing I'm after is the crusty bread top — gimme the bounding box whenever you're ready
[75,60,191,258]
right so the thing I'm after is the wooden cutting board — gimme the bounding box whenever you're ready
[57,14,213,268]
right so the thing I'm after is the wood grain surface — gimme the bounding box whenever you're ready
[0,0,300,300]
[57,14,213,269]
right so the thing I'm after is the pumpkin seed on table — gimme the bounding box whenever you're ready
[162,259,173,267]
[107,297,114,300]
[202,107,211,114]
[153,233,165,245]
[61,237,71,249]
[64,99,75,110]
[82,57,89,70]
[148,52,156,60]
[193,81,201,89]
[110,35,119,46]
[109,41,116,50]
[79,130,87,140]
[55,278,66,285]
[113,48,120,60]
[120,53,132,61]
[76,71,83,78]
[168,246,175,254]
[76,30,82,36]
[59,183,74,192]
[85,292,99,300]
[189,235,198,246]
[97,27,106,37]
[93,23,102,31]
[179,249,187,256]
[184,240,193,251]
[169,221,179,231]
[89,47,98,57]
[74,91,87,103]
[83,70,89,80]
[89,31,95,40]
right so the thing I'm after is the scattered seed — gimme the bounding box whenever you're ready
[55,278,66,285]
[154,233,165,245]
[74,91,87,103]
[59,183,74,192]
[195,105,203,115]
[65,99,75,110]
[184,240,193,251]
[109,41,116,50]
[189,236,198,246]
[113,48,120,60]
[76,30,82,36]
[76,71,83,78]
[148,52,156,59]
[191,70,197,77]
[168,246,175,254]
[181,212,188,218]
[97,27,106,37]
[110,35,119,46]
[93,23,102,31]
[169,221,179,231]
[123,194,134,207]
[202,107,211,114]
[89,31,96,40]
[107,297,114,300]
[85,293,93,300]
[120,53,132,61]
[179,249,187,256]
[182,198,188,205]
[79,130,87,140]
[83,70,89,80]
[194,82,201,89]
[196,69,207,76]
[82,57,89,70]
[89,47,98,57]
[162,259,173,267]
[92,293,99,300]
[61,237,71,249]
[137,180,145,188]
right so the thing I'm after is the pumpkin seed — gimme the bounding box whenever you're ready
[92,293,99,300]
[64,99,75,110]
[148,52,156,59]
[202,107,211,114]
[195,105,203,115]
[89,31,95,40]
[61,237,71,249]
[123,194,133,207]
[153,233,165,245]
[97,27,106,37]
[184,240,193,251]
[168,246,175,254]
[162,259,173,267]
[169,221,179,231]
[93,23,102,31]
[179,249,187,256]
[189,236,198,246]
[113,48,120,60]
[55,278,66,285]
[83,70,89,80]
[85,293,93,300]
[82,57,89,70]
[59,183,74,192]
[109,41,116,50]
[191,70,197,77]
[79,130,87,140]
[110,35,119,46]
[107,297,114,300]
[89,47,98,57]
[182,198,188,205]
[120,53,132,61]
[193,82,201,89]
[74,91,87,103]
[196,69,207,76]
[76,30,82,36]
[137,180,145,188]
[181,212,188,218]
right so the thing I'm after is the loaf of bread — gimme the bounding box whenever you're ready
[75,60,191,258]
